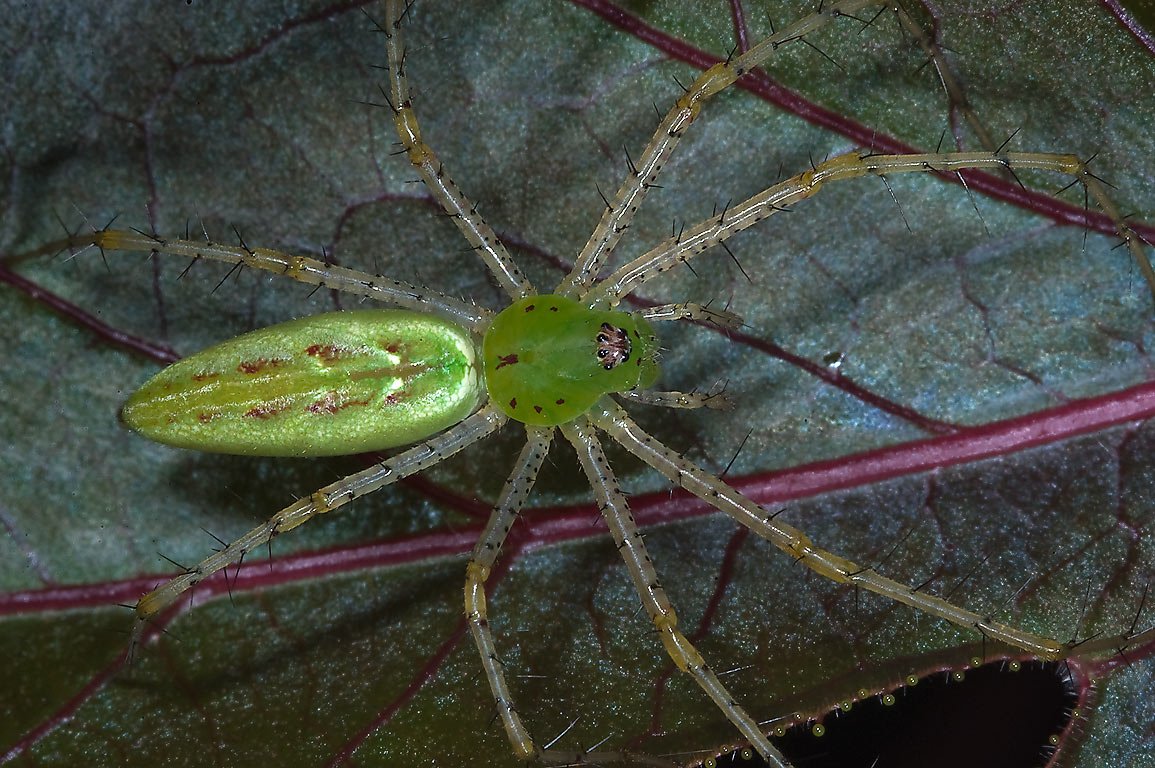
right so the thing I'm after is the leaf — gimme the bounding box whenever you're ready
[2,1,1153,766]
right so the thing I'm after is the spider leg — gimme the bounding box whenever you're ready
[619,387,731,411]
[464,425,554,760]
[129,404,506,660]
[468,425,683,766]
[589,399,1070,659]
[383,0,534,301]
[637,302,743,330]
[624,303,738,410]
[588,150,1155,308]
[890,2,1003,157]
[559,415,793,768]
[556,0,883,299]
[40,227,491,332]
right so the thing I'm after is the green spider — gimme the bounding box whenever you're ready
[17,0,1155,766]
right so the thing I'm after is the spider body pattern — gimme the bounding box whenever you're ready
[4,1,1155,766]
[484,296,660,425]
[121,309,483,456]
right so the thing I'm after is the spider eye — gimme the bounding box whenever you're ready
[595,322,632,370]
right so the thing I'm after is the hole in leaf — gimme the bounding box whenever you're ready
[709,659,1078,768]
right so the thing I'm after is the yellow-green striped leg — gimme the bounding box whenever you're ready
[560,416,792,768]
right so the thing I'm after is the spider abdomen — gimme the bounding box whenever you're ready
[121,310,482,457]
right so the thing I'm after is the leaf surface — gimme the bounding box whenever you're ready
[2,1,1154,766]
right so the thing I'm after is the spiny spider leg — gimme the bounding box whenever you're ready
[589,398,1070,658]
[559,416,792,768]
[383,0,533,301]
[41,228,491,332]
[557,0,1154,305]
[556,0,883,298]
[620,387,732,411]
[464,425,554,761]
[587,150,1155,307]
[889,2,1002,155]
[637,302,744,330]
[128,405,506,658]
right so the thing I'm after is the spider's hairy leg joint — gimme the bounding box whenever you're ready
[656,612,707,673]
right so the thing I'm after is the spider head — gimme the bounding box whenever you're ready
[483,294,658,425]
